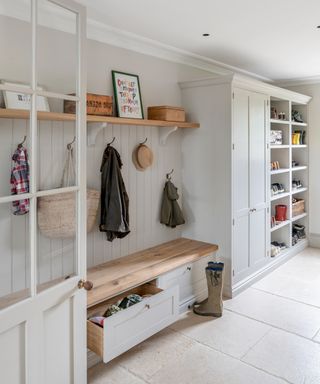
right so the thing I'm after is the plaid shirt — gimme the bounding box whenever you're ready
[11,146,30,215]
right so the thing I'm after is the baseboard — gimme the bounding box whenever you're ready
[231,240,308,297]
[87,350,102,369]
[309,233,320,248]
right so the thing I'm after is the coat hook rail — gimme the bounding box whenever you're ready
[18,135,27,148]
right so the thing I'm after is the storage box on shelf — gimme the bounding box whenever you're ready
[64,93,113,116]
[147,106,185,122]
[292,198,305,217]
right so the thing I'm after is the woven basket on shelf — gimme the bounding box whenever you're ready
[38,189,100,239]
[292,198,305,217]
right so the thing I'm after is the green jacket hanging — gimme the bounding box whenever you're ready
[160,180,185,228]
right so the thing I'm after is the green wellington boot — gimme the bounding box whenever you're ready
[193,262,224,306]
[193,263,224,317]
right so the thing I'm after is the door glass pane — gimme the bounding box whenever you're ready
[0,200,30,310]
[37,191,77,292]
[37,0,77,95]
[0,104,31,198]
[0,0,32,86]
[37,97,77,191]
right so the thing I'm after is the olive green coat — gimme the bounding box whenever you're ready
[160,181,185,228]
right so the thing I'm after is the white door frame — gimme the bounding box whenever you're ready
[0,0,87,382]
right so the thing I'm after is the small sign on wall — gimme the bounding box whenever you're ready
[1,80,50,111]
[112,71,144,119]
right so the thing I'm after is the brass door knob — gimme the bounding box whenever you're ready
[78,279,93,291]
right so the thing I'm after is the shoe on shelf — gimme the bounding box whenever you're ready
[292,110,304,123]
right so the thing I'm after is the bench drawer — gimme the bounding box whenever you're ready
[87,284,179,363]
[157,255,213,306]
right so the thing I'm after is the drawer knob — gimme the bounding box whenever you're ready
[145,304,150,309]
[78,279,93,291]
[187,267,192,271]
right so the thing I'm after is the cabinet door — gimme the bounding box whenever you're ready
[249,93,269,271]
[232,89,268,283]
[232,89,250,281]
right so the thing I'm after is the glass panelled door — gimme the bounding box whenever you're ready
[0,1,87,383]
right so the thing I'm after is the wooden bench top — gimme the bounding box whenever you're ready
[87,237,218,308]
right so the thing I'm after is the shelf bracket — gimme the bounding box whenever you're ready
[159,126,178,145]
[87,122,108,146]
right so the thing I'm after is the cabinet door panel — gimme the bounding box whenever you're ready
[249,92,268,269]
[232,89,250,282]
[249,94,267,208]
[233,90,249,214]
[232,89,268,284]
[233,215,250,280]
[250,209,267,269]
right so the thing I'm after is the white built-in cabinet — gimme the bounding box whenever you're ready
[232,88,269,283]
[180,74,311,297]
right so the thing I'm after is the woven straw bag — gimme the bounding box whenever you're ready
[38,145,100,239]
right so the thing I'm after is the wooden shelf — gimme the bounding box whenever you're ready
[0,108,76,122]
[87,115,200,128]
[0,108,200,128]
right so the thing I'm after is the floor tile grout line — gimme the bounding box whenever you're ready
[251,286,320,310]
[312,328,320,341]
[118,363,151,384]
[168,326,291,383]
[239,327,273,360]
[170,325,249,360]
[224,308,320,344]
[240,359,295,384]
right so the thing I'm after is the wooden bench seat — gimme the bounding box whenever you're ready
[87,237,218,308]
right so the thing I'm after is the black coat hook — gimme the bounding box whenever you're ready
[166,169,174,180]
[67,136,76,150]
[140,137,147,145]
[18,135,27,148]
[107,137,116,146]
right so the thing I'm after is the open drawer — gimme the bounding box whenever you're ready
[87,283,179,363]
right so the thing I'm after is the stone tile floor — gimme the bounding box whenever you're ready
[88,247,320,384]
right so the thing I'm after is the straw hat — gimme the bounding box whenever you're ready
[132,143,154,171]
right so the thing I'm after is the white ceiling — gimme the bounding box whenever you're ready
[78,0,320,81]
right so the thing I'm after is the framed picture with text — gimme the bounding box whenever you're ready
[112,71,144,119]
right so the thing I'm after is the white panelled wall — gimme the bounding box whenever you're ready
[0,116,183,297]
[86,124,182,268]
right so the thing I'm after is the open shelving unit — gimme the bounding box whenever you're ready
[269,97,309,255]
